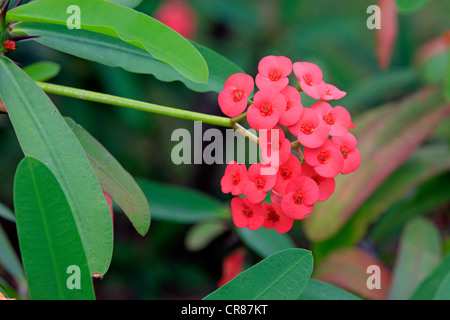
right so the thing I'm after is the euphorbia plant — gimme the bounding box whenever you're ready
[0,0,360,300]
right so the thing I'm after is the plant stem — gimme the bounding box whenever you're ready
[36,81,233,128]
[232,123,259,146]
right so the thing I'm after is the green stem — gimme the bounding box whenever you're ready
[36,81,233,128]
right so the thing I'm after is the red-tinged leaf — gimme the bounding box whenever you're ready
[0,101,5,113]
[413,30,450,66]
[376,0,398,70]
[218,248,246,288]
[304,88,450,242]
[103,191,114,225]
[313,247,392,300]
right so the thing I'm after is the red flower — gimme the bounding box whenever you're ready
[241,162,277,203]
[319,83,347,101]
[310,101,352,137]
[281,176,319,220]
[218,248,246,287]
[231,197,265,230]
[154,0,198,39]
[259,126,291,168]
[293,62,323,98]
[304,140,344,178]
[221,161,247,196]
[273,154,302,195]
[255,55,292,91]
[332,132,361,174]
[278,85,303,127]
[289,108,329,148]
[300,163,335,201]
[262,202,294,233]
[3,40,16,51]
[218,73,254,117]
[247,88,286,130]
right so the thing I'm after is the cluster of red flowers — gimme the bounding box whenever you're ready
[219,56,361,233]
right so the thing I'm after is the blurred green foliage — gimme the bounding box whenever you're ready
[0,0,448,299]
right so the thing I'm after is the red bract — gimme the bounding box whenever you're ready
[281,176,319,220]
[221,161,247,196]
[301,163,335,202]
[279,85,303,126]
[255,55,292,91]
[231,197,265,230]
[273,154,302,194]
[259,126,291,167]
[154,0,198,39]
[310,101,352,136]
[247,88,286,130]
[218,249,246,287]
[332,132,361,174]
[289,108,329,148]
[218,73,254,117]
[304,140,344,178]
[262,202,294,233]
[242,163,277,203]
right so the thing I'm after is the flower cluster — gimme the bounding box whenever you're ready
[219,56,361,233]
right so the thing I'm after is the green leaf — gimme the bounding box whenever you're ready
[13,22,240,93]
[65,117,150,236]
[204,249,313,300]
[7,0,208,84]
[396,0,431,14]
[107,0,142,8]
[235,227,295,258]
[22,61,61,82]
[303,88,449,242]
[445,50,450,102]
[185,220,227,251]
[369,173,450,243]
[389,217,442,300]
[298,279,361,300]
[137,178,228,223]
[411,254,450,300]
[0,56,113,276]
[14,157,95,300]
[434,274,450,300]
[0,223,26,287]
[0,202,15,222]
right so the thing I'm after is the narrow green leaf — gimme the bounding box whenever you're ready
[14,157,95,300]
[0,202,15,222]
[22,61,61,82]
[298,279,361,300]
[389,217,442,300]
[204,249,313,300]
[65,117,150,236]
[7,0,208,84]
[13,22,240,93]
[107,0,142,8]
[396,0,431,14]
[137,178,228,223]
[185,220,227,251]
[369,173,450,242]
[411,254,450,300]
[0,56,113,276]
[0,223,26,287]
[236,227,295,258]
